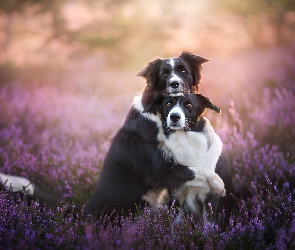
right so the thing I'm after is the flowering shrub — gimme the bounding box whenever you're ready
[0,49,295,248]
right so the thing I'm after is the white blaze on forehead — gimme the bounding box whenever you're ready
[168,58,183,84]
[167,104,186,128]
[168,58,176,67]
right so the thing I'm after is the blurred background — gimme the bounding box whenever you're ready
[0,0,295,202]
[1,0,295,97]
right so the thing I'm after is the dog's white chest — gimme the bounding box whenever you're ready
[159,124,222,172]
[164,131,207,166]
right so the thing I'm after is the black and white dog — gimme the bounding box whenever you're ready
[0,52,235,224]
[83,98,195,216]
[84,52,211,215]
[133,52,234,224]
[145,93,226,223]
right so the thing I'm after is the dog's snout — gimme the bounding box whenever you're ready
[170,81,179,89]
[170,113,181,122]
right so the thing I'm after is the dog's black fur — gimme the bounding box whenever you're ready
[2,51,239,227]
[138,51,209,109]
[145,92,234,224]
[84,52,210,215]
[84,108,195,215]
[85,52,238,227]
[135,52,236,225]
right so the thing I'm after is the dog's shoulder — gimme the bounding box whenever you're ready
[192,116,207,132]
[121,95,161,143]
[192,117,222,150]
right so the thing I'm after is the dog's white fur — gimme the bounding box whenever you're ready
[0,173,34,195]
[165,119,224,208]
[167,58,185,94]
[133,95,225,217]
[167,104,186,129]
[160,104,225,220]
[133,95,162,125]
[142,189,167,211]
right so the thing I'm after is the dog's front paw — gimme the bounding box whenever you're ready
[207,174,226,197]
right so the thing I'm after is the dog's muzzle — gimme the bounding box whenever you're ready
[166,81,188,96]
[167,109,185,129]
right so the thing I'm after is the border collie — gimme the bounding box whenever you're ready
[84,52,210,215]
[1,52,234,222]
[135,52,234,224]
[83,99,195,215]
[145,93,225,223]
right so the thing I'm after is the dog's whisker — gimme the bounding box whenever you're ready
[184,123,191,131]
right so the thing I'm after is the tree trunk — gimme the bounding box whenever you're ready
[273,9,286,45]
[3,12,13,59]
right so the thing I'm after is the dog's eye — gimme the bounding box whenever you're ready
[162,71,169,77]
[162,69,169,77]
[166,102,172,107]
[186,103,193,108]
[181,69,187,74]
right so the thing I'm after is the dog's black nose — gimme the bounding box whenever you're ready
[170,113,181,122]
[170,81,179,89]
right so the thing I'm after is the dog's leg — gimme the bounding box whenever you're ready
[215,154,236,230]
[176,185,209,224]
[141,189,167,212]
[207,173,226,197]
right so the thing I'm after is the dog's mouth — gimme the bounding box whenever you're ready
[168,92,184,97]
[165,88,185,96]
[167,112,186,131]
[168,124,184,130]
[165,82,190,96]
[167,118,196,132]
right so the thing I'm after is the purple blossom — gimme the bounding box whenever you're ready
[0,47,295,248]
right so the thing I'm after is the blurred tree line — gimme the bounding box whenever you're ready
[217,0,295,45]
[0,0,169,64]
[0,0,294,63]
[1,0,66,51]
[0,0,131,53]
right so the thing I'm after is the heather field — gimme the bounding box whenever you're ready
[1,0,295,249]
[0,47,295,249]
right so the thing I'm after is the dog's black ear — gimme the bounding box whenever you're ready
[136,58,162,79]
[143,94,164,114]
[196,94,221,113]
[180,52,210,92]
[179,51,210,65]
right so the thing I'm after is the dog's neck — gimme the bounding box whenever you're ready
[192,116,207,132]
[162,116,205,134]
[162,117,213,149]
[132,95,162,127]
[141,89,159,112]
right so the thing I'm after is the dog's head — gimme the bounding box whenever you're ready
[145,93,220,132]
[137,51,209,95]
